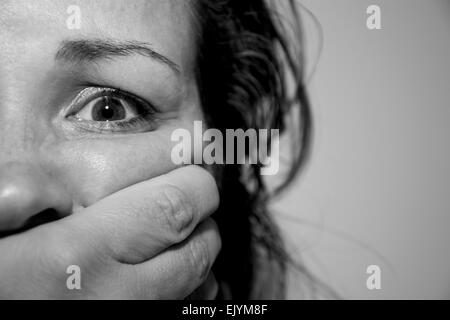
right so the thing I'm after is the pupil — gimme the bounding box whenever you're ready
[92,97,126,121]
[101,106,114,119]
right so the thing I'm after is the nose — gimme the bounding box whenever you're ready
[0,162,72,234]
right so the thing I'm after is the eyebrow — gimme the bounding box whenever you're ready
[55,38,181,75]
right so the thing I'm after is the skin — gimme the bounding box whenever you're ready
[0,0,220,299]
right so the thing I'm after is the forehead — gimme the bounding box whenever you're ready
[0,0,196,69]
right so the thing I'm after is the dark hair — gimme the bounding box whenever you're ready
[194,0,313,299]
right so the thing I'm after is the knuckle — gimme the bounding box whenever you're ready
[154,184,194,240]
[186,236,211,283]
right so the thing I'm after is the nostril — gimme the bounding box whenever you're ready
[0,209,61,239]
[23,209,61,231]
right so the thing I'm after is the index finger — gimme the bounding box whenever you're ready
[60,165,220,264]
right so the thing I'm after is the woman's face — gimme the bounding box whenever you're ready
[0,0,202,226]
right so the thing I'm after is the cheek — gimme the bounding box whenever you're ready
[46,128,180,208]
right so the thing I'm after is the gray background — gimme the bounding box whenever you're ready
[273,0,450,299]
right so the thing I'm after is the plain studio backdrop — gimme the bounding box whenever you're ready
[273,0,450,299]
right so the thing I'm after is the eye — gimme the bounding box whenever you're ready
[76,95,138,122]
[65,87,157,134]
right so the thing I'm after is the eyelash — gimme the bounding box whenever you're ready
[65,86,157,134]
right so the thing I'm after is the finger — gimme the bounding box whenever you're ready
[59,165,219,264]
[128,218,221,299]
[187,272,219,300]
